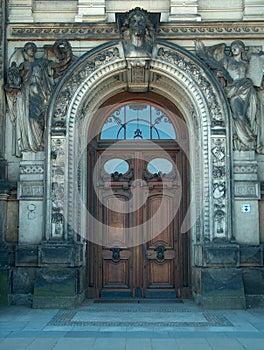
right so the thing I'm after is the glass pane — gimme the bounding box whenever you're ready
[147,158,173,175]
[152,107,176,139]
[100,103,176,140]
[101,108,124,140]
[104,158,129,174]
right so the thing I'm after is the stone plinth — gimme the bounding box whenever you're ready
[32,242,85,308]
[192,266,246,309]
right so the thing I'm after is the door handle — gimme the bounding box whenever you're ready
[110,247,121,262]
[155,245,166,261]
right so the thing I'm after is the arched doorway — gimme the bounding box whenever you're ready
[86,92,190,299]
[45,37,232,307]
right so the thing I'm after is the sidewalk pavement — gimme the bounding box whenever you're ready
[0,300,264,350]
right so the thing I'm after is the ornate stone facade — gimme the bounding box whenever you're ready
[1,3,264,308]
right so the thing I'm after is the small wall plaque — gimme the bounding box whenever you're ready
[241,204,251,213]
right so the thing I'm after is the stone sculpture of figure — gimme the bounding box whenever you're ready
[121,7,155,59]
[196,40,262,152]
[5,42,54,155]
[5,40,74,156]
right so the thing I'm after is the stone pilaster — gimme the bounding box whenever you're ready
[17,152,45,244]
[233,151,260,245]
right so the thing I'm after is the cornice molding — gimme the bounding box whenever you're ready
[7,21,264,41]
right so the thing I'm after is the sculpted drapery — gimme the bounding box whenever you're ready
[5,40,74,156]
[196,40,264,152]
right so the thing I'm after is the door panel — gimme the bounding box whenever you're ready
[88,146,189,298]
[144,191,178,296]
[99,190,133,295]
[102,259,130,288]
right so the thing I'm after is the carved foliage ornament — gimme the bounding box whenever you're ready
[157,47,223,124]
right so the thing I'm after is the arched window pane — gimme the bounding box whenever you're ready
[100,103,176,140]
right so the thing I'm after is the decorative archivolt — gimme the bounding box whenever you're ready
[43,33,232,243]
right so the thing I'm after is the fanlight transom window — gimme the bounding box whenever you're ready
[100,103,176,140]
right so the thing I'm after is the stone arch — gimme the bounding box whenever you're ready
[46,39,232,247]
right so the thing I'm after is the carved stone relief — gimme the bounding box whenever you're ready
[119,7,155,59]
[211,138,228,240]
[9,22,264,41]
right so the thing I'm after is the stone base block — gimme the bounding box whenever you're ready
[243,268,264,307]
[9,293,33,306]
[0,269,9,306]
[39,243,83,267]
[16,245,38,266]
[13,267,36,294]
[192,267,246,309]
[33,267,85,308]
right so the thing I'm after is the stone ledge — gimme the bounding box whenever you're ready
[7,21,264,41]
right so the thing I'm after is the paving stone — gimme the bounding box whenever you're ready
[0,303,264,350]
[25,338,58,350]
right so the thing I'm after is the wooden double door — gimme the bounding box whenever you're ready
[87,141,190,299]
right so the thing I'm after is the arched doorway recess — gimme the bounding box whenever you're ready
[45,37,232,303]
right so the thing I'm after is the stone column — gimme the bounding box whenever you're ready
[169,0,201,21]
[75,0,106,22]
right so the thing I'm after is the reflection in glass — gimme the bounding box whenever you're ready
[104,158,129,174]
[147,158,173,175]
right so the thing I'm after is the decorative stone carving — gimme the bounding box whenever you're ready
[50,137,66,239]
[20,164,44,174]
[120,7,155,60]
[234,181,260,199]
[9,22,264,40]
[117,8,158,91]
[157,47,224,124]
[211,138,228,240]
[196,40,264,152]
[18,182,44,199]
[52,46,121,129]
[5,40,74,156]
